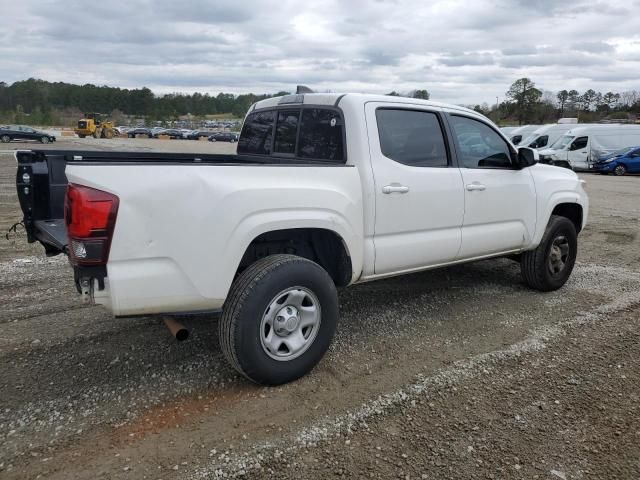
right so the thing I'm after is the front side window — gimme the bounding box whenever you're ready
[375,109,448,167]
[274,109,300,154]
[237,110,274,155]
[449,115,513,169]
[570,136,588,151]
[298,109,344,161]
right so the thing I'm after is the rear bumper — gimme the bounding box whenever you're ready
[74,259,225,317]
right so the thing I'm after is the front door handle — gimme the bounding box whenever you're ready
[382,184,409,194]
[465,183,486,191]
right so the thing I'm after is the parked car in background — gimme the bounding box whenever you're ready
[208,132,239,143]
[185,130,212,140]
[154,128,184,139]
[114,126,130,135]
[0,125,56,144]
[593,146,640,175]
[127,127,153,138]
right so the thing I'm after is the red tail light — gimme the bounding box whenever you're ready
[65,184,119,265]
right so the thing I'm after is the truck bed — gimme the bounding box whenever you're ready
[14,149,335,256]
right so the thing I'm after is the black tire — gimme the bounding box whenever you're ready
[78,134,86,139]
[219,254,338,385]
[0,134,10,143]
[521,215,577,292]
[613,164,626,176]
[128,134,134,138]
[40,136,50,144]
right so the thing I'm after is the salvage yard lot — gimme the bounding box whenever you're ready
[1,139,639,479]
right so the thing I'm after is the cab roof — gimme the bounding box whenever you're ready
[250,92,479,117]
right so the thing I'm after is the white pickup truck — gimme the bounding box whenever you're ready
[15,93,588,385]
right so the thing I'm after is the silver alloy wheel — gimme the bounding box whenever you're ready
[548,235,569,276]
[1,135,10,143]
[614,165,626,176]
[41,136,49,143]
[260,287,321,361]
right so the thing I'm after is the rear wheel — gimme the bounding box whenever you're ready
[0,134,10,143]
[78,134,86,138]
[614,164,627,176]
[40,136,50,144]
[521,215,577,292]
[219,254,338,385]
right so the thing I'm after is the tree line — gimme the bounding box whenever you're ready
[474,78,640,125]
[1,77,638,127]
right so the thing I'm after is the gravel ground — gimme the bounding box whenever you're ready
[0,139,639,479]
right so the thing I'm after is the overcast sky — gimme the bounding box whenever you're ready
[1,0,639,105]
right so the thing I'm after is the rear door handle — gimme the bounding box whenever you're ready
[382,184,409,194]
[465,183,486,191]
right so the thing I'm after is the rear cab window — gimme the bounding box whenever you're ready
[238,106,345,163]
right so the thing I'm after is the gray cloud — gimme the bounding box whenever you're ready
[0,0,639,105]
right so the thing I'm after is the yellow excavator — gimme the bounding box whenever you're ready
[74,113,116,139]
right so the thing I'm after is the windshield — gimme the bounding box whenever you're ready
[550,135,574,150]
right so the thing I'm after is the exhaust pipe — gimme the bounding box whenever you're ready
[163,317,189,341]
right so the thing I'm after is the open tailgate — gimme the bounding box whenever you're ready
[15,150,68,256]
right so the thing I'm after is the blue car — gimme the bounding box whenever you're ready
[594,146,640,176]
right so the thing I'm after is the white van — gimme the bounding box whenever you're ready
[539,124,640,170]
[509,125,541,145]
[519,123,599,150]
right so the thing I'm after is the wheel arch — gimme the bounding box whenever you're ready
[236,227,354,287]
[532,192,585,247]
[551,203,583,234]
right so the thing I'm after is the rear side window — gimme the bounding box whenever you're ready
[298,109,344,161]
[274,110,300,154]
[238,110,274,155]
[376,109,448,167]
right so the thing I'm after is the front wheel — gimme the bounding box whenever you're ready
[0,134,10,143]
[219,254,338,385]
[614,164,627,176]
[520,215,577,292]
[40,136,50,144]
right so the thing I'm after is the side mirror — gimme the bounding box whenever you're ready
[517,147,537,168]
